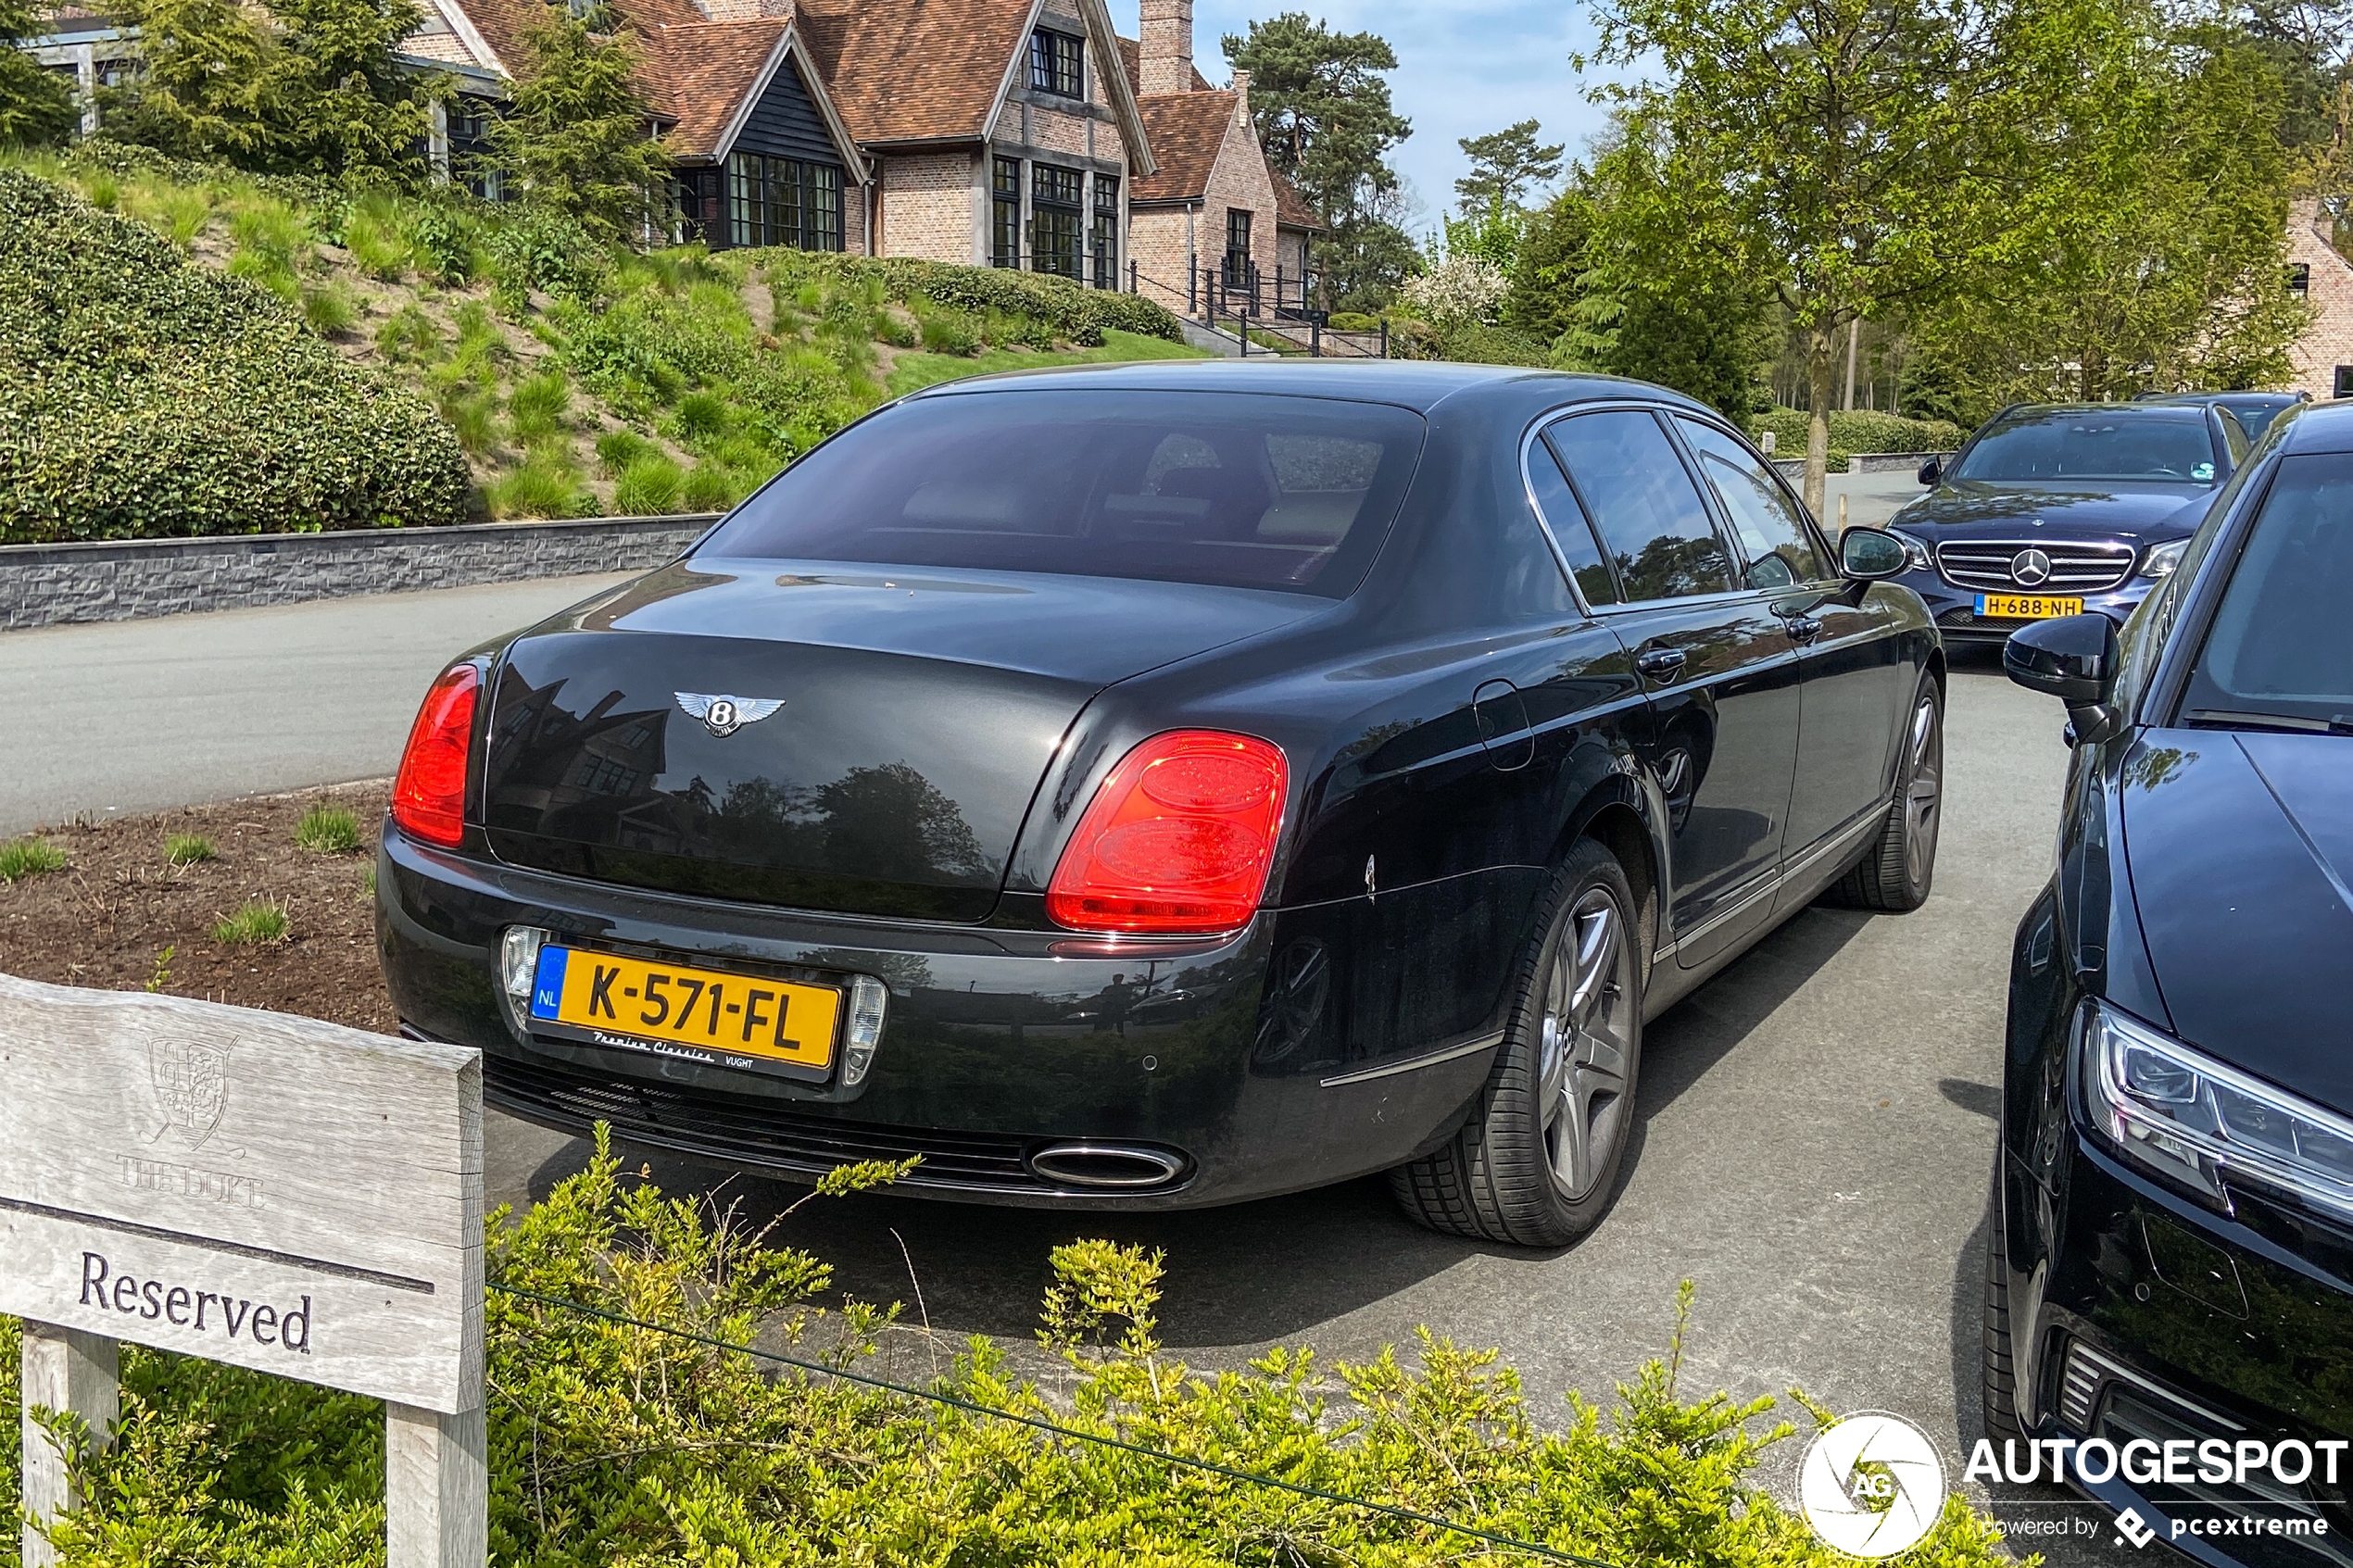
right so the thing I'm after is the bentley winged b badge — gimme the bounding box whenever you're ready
[675,692,786,737]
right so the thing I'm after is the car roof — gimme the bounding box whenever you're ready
[2139,391,2300,408]
[894,357,1712,417]
[2275,395,2353,454]
[1993,401,2212,422]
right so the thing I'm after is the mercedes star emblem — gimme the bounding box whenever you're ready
[674,692,786,736]
[2010,548,2054,588]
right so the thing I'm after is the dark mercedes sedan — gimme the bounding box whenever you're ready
[1886,401,2250,644]
[378,361,1945,1246]
[1991,397,2352,1560]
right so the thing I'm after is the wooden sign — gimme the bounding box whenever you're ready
[0,973,485,1568]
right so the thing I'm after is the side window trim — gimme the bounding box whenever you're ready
[1521,414,1618,613]
[1667,410,1839,590]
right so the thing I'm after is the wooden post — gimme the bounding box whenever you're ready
[19,1323,118,1568]
[387,1402,488,1568]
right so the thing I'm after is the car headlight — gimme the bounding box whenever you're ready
[2137,538,2189,580]
[2080,1000,2353,1222]
[1887,529,1933,572]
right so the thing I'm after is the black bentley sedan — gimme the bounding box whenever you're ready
[377,361,1945,1247]
[1886,401,2248,644]
[1992,398,2352,1558]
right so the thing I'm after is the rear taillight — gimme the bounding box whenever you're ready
[391,664,480,848]
[1045,731,1289,935]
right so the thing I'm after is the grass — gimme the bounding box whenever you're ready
[0,836,68,882]
[885,329,1210,397]
[212,899,290,945]
[486,459,585,519]
[164,832,216,866]
[294,803,362,854]
[612,454,686,515]
[507,370,572,443]
[301,281,358,337]
[682,463,741,511]
[595,428,659,475]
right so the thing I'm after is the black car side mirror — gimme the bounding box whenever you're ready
[2005,613,2125,744]
[1918,457,1941,486]
[1840,528,1908,580]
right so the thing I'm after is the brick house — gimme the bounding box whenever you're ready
[395,0,1316,312]
[2285,197,2353,402]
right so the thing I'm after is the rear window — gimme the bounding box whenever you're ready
[698,389,1427,597]
[1952,411,2220,485]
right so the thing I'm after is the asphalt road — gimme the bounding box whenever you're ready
[0,573,631,837]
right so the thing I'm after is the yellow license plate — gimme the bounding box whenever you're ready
[1976,593,2084,620]
[528,947,839,1071]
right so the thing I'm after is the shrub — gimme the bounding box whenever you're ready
[1749,408,1968,459]
[163,832,216,866]
[680,462,739,511]
[5,1135,2017,1568]
[919,309,981,356]
[611,454,685,515]
[482,202,609,311]
[484,459,583,519]
[593,428,657,474]
[0,169,468,542]
[672,389,730,440]
[211,899,289,944]
[1328,310,1383,332]
[293,803,361,854]
[0,835,68,881]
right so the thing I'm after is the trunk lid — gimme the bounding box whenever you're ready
[479,563,1317,921]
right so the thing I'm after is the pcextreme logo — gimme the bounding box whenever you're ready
[1797,1411,1947,1559]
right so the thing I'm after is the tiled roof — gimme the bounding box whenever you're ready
[1128,88,1233,204]
[634,18,788,155]
[1272,170,1318,230]
[792,0,1033,144]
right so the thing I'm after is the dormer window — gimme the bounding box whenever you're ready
[1030,27,1083,96]
[2290,263,2311,296]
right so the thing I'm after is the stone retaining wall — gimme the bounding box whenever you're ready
[0,515,720,632]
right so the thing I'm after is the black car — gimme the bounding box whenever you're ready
[1886,402,2251,644]
[2135,390,2311,440]
[377,361,1945,1247]
[1991,397,2352,1558]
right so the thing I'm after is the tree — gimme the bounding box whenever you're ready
[1909,22,2306,407]
[488,1,669,240]
[97,0,433,174]
[0,0,79,144]
[1224,13,1415,310]
[1454,119,1563,211]
[1579,0,2128,511]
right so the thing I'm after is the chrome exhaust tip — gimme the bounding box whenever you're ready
[1026,1142,1190,1191]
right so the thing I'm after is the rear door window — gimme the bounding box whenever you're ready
[1674,417,1831,589]
[698,390,1427,597]
[1545,409,1737,601]
[1525,433,1620,606]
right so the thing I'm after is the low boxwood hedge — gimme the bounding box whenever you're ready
[0,168,469,542]
[761,247,1183,346]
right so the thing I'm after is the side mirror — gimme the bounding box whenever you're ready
[2005,613,2125,743]
[1918,457,1942,486]
[1840,528,1908,580]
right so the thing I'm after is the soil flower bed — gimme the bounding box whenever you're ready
[0,781,393,1032]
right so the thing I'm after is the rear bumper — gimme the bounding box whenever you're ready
[1893,570,2156,642]
[1998,1137,2353,1567]
[377,824,1505,1209]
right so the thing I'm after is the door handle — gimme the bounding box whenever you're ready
[1783,614,1823,645]
[1636,646,1687,684]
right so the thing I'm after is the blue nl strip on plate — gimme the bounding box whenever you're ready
[532,946,569,1020]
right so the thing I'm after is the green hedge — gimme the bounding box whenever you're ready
[1,1135,2018,1568]
[760,247,1184,346]
[0,169,469,542]
[1749,408,1968,465]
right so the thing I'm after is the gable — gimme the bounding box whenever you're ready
[730,45,836,163]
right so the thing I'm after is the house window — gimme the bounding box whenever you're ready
[1224,207,1253,284]
[1031,162,1082,279]
[1091,173,1119,289]
[2290,263,2311,296]
[1029,28,1083,97]
[2335,366,2353,399]
[991,156,1023,268]
[727,153,841,251]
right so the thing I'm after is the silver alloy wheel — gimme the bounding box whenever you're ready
[1536,886,1637,1200]
[1904,696,1943,888]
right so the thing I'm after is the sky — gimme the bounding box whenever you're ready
[1121,0,1628,232]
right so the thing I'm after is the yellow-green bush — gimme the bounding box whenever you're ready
[6,1133,2018,1568]
[0,169,468,542]
[1749,408,1969,464]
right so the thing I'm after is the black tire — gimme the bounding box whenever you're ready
[1390,838,1644,1248]
[1828,674,1944,912]
[1983,1171,2022,1438]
